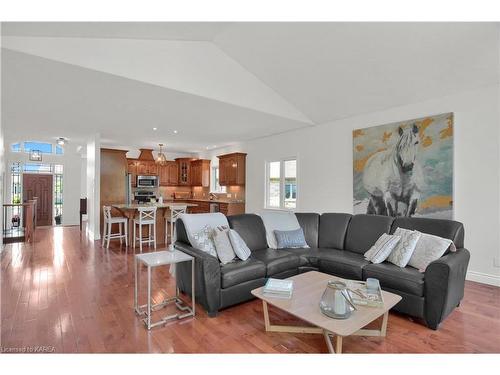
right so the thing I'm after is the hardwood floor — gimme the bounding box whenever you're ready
[1,225,500,353]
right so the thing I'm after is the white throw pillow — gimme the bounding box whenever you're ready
[364,233,401,264]
[179,213,228,258]
[190,225,217,257]
[386,228,421,268]
[228,229,251,261]
[408,233,457,272]
[260,210,301,249]
[213,226,236,265]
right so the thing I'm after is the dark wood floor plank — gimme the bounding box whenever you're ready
[1,225,500,353]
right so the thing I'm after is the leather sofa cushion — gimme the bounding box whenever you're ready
[363,263,424,297]
[251,248,300,276]
[318,213,352,249]
[281,247,326,267]
[391,217,464,249]
[345,214,394,254]
[319,249,370,280]
[227,214,268,251]
[295,213,320,247]
[220,258,267,289]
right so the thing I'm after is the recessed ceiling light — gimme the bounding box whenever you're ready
[152,127,157,131]
[173,130,178,134]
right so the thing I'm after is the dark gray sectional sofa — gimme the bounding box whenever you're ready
[174,213,470,330]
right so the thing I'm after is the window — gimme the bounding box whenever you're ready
[266,159,297,209]
[54,165,64,224]
[9,141,64,155]
[24,141,53,154]
[211,166,226,193]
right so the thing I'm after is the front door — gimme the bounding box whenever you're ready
[23,174,53,226]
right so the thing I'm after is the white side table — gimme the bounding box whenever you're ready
[134,250,195,330]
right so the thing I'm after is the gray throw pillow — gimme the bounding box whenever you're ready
[228,229,251,261]
[213,226,236,264]
[386,228,421,267]
[274,228,309,249]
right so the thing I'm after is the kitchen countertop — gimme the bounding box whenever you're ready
[113,202,198,209]
[166,198,245,204]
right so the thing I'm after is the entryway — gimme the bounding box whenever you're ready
[23,173,53,226]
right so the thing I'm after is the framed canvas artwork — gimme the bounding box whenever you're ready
[353,113,453,219]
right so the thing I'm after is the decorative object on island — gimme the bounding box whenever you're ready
[319,280,357,319]
[353,112,453,219]
[217,152,246,186]
[155,143,167,166]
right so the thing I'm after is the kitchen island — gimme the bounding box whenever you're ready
[112,202,198,247]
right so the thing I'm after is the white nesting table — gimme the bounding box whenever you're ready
[134,250,195,330]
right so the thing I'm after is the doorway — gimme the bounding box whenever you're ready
[23,173,53,226]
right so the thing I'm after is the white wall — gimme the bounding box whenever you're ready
[86,135,100,240]
[4,144,83,226]
[203,85,500,286]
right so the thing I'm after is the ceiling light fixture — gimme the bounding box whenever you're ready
[156,143,167,165]
[153,127,158,131]
[173,130,178,134]
[56,137,66,146]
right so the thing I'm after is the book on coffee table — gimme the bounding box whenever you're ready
[345,280,385,308]
[263,278,294,299]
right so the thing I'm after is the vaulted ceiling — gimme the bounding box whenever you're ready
[2,22,499,153]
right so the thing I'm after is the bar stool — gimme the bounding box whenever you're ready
[102,206,128,249]
[133,207,157,253]
[165,205,187,250]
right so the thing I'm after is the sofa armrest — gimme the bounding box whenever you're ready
[424,247,470,329]
[174,241,221,316]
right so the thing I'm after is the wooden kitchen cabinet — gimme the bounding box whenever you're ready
[217,152,246,186]
[191,159,211,187]
[127,160,138,187]
[167,161,179,185]
[137,162,148,175]
[147,162,158,175]
[176,158,192,185]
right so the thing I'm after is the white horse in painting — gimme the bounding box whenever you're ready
[362,123,424,217]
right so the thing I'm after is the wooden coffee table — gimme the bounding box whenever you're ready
[251,271,402,353]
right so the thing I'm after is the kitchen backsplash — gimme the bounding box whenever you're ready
[158,185,245,201]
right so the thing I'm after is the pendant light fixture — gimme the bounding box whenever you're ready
[156,143,167,165]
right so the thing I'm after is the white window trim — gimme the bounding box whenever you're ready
[265,157,298,211]
[210,166,226,194]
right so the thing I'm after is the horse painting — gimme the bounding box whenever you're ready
[362,123,424,217]
[353,113,453,219]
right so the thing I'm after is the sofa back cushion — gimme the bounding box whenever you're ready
[318,213,352,249]
[227,214,268,251]
[391,217,464,248]
[345,214,394,254]
[295,213,320,248]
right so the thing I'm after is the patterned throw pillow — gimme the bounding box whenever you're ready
[364,233,401,264]
[408,232,456,272]
[274,228,309,249]
[386,228,421,268]
[191,224,217,257]
[228,229,251,261]
[213,226,236,264]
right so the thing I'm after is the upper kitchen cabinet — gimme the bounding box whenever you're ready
[176,158,192,185]
[191,159,211,187]
[127,160,138,187]
[167,161,179,185]
[218,152,247,186]
[159,161,179,186]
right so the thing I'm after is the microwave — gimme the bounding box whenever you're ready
[137,175,158,187]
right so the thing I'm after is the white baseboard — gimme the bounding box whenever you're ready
[466,271,500,287]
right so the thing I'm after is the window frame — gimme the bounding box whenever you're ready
[265,157,298,211]
[210,166,226,194]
